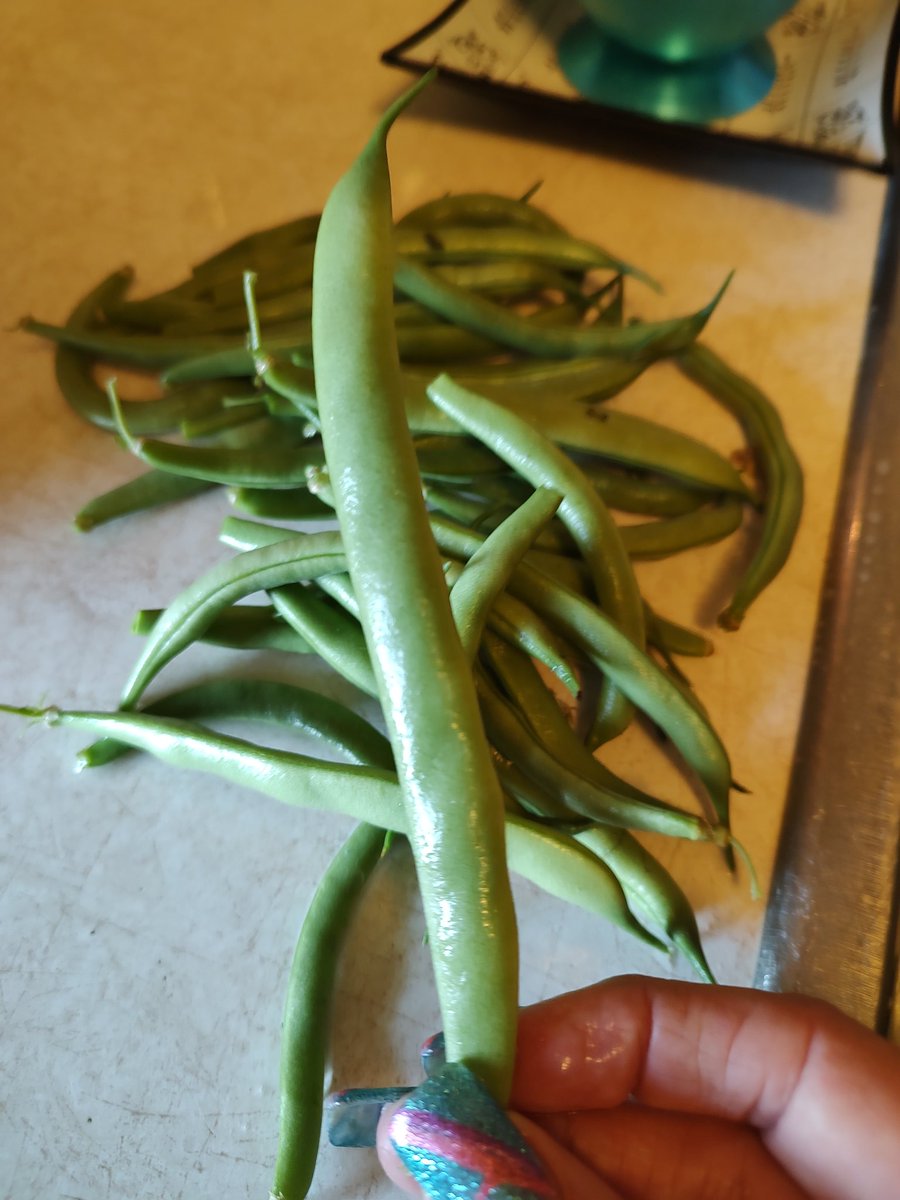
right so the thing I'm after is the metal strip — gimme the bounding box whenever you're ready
[755,179,900,1037]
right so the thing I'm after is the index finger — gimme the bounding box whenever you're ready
[511,975,900,1200]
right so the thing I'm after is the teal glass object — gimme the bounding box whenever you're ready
[574,0,796,63]
[558,1,796,123]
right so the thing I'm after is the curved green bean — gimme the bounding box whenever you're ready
[75,470,216,531]
[120,531,349,709]
[619,497,744,560]
[133,604,312,656]
[679,342,803,630]
[275,822,387,1200]
[393,256,730,361]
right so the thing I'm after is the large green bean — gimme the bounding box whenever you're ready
[310,74,518,1101]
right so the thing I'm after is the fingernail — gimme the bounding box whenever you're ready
[326,1085,414,1147]
[419,1030,446,1077]
[387,1061,559,1199]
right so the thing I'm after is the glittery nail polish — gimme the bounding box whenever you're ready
[388,1061,559,1200]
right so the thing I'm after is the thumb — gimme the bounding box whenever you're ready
[374,1061,562,1200]
[376,1097,423,1197]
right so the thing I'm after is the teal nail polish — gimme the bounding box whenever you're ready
[388,1061,559,1199]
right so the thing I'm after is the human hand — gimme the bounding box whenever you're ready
[377,975,900,1200]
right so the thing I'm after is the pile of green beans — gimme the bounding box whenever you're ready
[9,75,802,1200]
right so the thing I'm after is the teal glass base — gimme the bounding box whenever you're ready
[557,17,778,124]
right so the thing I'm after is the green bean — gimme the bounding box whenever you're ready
[75,470,217,531]
[449,488,562,660]
[80,677,392,771]
[105,293,210,332]
[479,633,723,946]
[679,342,803,630]
[429,374,644,635]
[431,259,585,300]
[394,225,659,291]
[575,827,715,983]
[492,753,572,821]
[507,820,677,951]
[269,585,378,698]
[429,374,644,744]
[190,212,320,280]
[230,486,332,522]
[393,256,730,361]
[163,285,314,336]
[619,497,744,560]
[481,632,662,811]
[643,604,713,659]
[311,74,517,1101]
[4,703,659,988]
[203,244,316,304]
[162,332,314,384]
[461,466,710,527]
[54,267,133,427]
[476,673,717,842]
[275,822,387,1200]
[401,387,752,498]
[128,435,326,488]
[406,354,646,404]
[159,313,514,383]
[120,530,349,709]
[396,192,564,233]
[222,497,585,700]
[231,484,582,702]
[583,464,709,517]
[181,402,270,440]
[423,487,584,593]
[21,316,311,370]
[133,604,312,656]
[314,572,360,620]
[413,435,505,479]
[53,270,235,435]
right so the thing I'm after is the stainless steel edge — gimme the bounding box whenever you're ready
[755,179,900,1037]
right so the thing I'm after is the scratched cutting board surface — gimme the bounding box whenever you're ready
[0,1,889,1197]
